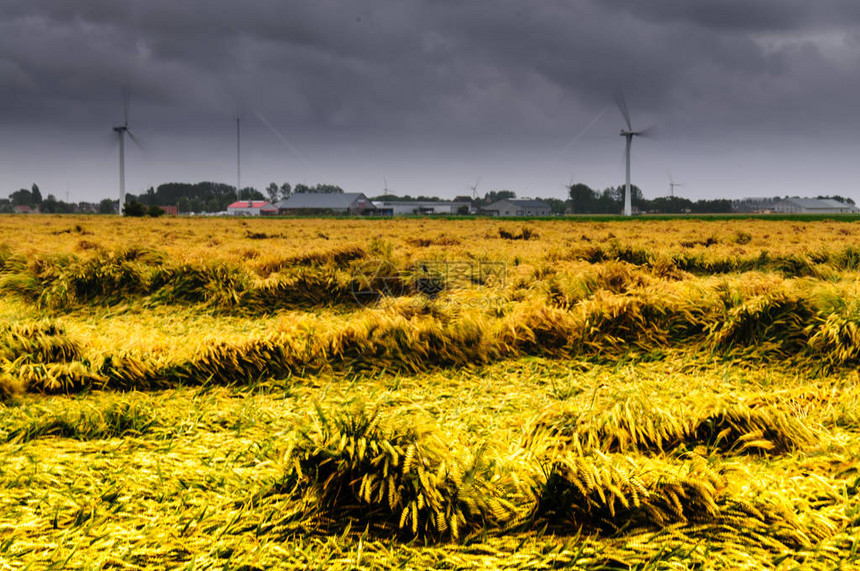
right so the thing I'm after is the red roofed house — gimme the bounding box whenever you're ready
[226,200,278,216]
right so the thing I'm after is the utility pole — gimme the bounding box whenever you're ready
[237,116,242,201]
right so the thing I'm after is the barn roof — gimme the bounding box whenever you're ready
[788,198,857,210]
[275,193,368,209]
[227,201,275,209]
[485,198,550,209]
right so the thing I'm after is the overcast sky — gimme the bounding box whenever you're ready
[3,0,860,204]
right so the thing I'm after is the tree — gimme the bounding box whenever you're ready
[312,183,344,194]
[266,182,280,203]
[569,183,597,213]
[138,186,157,206]
[292,183,344,194]
[239,187,264,200]
[150,181,238,212]
[123,201,147,217]
[31,184,42,204]
[604,186,623,203]
[9,188,33,206]
[99,199,117,214]
[690,199,732,213]
[543,198,568,215]
[280,183,292,199]
[650,196,694,214]
[147,205,165,217]
[188,198,205,213]
[482,190,516,205]
[41,194,60,213]
[579,187,622,214]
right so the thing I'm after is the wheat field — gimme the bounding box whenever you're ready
[1,214,860,569]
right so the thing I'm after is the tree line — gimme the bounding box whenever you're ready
[567,183,733,214]
[127,182,345,213]
[0,184,117,214]
[5,179,854,216]
[0,180,740,216]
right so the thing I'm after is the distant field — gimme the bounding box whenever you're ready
[1,215,860,569]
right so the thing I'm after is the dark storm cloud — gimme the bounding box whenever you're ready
[603,0,860,32]
[2,1,860,141]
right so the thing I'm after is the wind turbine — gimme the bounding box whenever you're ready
[112,93,141,213]
[668,171,684,198]
[470,176,482,201]
[616,93,650,216]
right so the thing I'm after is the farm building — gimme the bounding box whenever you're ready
[481,199,551,217]
[374,200,472,216]
[771,198,860,214]
[226,200,279,216]
[157,205,178,216]
[275,193,376,215]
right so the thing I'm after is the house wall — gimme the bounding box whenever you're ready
[280,207,349,215]
[491,203,550,216]
[228,207,261,216]
[381,202,463,215]
[772,200,858,214]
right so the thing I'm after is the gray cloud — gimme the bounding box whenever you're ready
[2,1,860,201]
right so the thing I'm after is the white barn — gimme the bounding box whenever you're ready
[482,199,551,217]
[771,198,859,214]
[275,193,375,215]
[226,200,279,216]
[374,200,472,216]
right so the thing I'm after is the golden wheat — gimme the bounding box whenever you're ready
[1,215,860,568]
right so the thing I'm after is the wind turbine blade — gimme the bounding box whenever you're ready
[122,88,130,126]
[127,129,144,150]
[615,91,632,131]
[638,124,657,138]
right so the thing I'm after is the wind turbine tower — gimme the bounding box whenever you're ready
[112,95,139,213]
[616,94,649,217]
